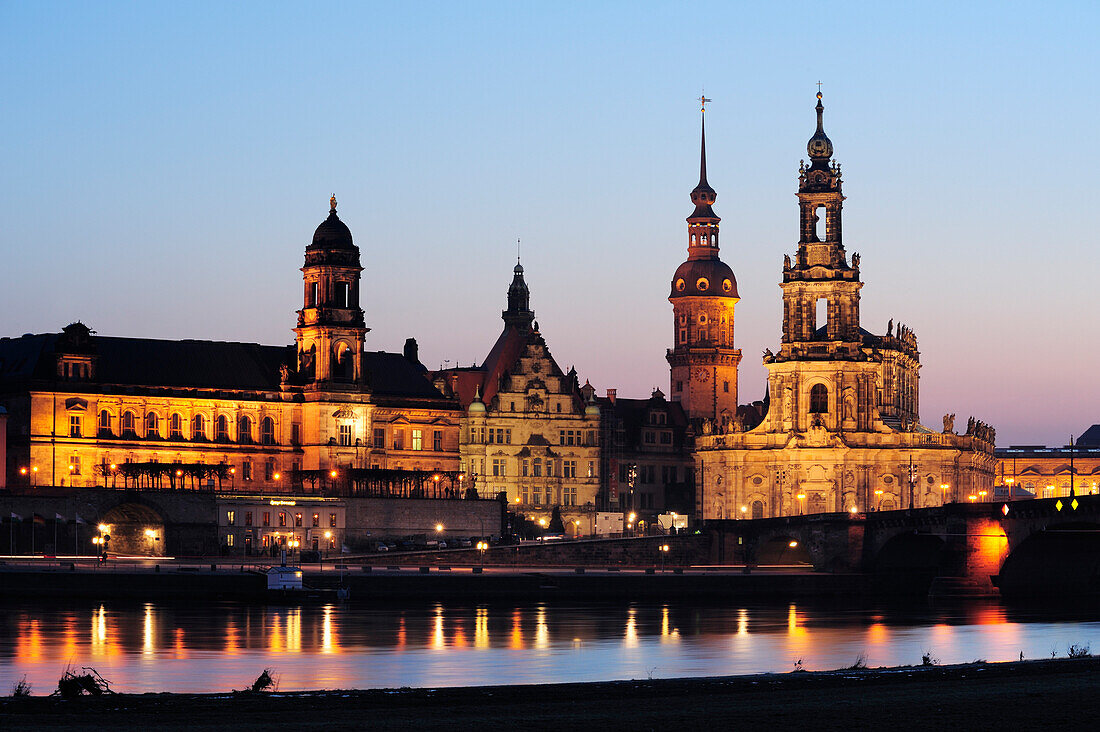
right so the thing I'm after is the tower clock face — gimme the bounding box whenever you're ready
[694,368,710,381]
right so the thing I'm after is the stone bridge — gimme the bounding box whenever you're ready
[707,494,1100,597]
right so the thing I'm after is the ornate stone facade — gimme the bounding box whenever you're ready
[432,264,601,533]
[1,201,462,493]
[666,103,741,423]
[695,93,996,519]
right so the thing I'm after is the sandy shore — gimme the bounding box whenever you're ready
[3,657,1099,730]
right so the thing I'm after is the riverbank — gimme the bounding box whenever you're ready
[3,657,1099,730]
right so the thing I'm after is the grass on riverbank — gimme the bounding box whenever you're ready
[3,656,1100,730]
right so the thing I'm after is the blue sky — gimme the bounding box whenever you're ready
[2,1,1097,445]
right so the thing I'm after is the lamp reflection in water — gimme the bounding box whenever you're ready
[321,604,337,654]
[624,606,639,648]
[737,608,749,636]
[535,606,549,649]
[143,603,155,656]
[432,605,445,650]
[475,607,489,649]
[510,609,523,649]
[660,605,680,643]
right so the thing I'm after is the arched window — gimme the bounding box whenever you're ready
[169,413,183,439]
[334,342,353,380]
[121,411,137,437]
[192,414,206,440]
[145,412,159,439]
[751,500,764,520]
[215,415,230,443]
[260,416,276,445]
[809,384,828,413]
[98,410,112,436]
[238,416,253,445]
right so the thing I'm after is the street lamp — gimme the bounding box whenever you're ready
[874,488,884,511]
[324,530,332,557]
[796,492,806,515]
[940,483,950,505]
[435,523,444,533]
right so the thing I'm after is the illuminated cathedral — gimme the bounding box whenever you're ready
[683,94,996,519]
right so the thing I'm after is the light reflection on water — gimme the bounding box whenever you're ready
[0,599,1098,694]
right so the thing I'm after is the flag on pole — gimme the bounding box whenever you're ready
[55,513,66,523]
[32,514,46,525]
[74,514,86,525]
[9,513,22,522]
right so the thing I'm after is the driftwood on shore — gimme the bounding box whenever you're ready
[53,666,115,698]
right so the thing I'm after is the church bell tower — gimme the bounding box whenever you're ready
[666,100,741,424]
[294,196,368,388]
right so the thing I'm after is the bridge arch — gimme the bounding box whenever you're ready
[100,502,166,556]
[756,535,813,566]
[999,521,1100,598]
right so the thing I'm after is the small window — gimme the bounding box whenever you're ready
[810,384,828,413]
[312,513,320,527]
[309,282,319,307]
[295,513,303,528]
[262,512,270,527]
[192,414,206,440]
[260,417,276,445]
[242,461,252,481]
[411,429,423,450]
[432,430,442,451]
[227,510,236,526]
[279,512,287,527]
[373,427,385,449]
[238,416,252,444]
[69,415,82,438]
[245,511,253,526]
[339,423,353,447]
[329,513,337,528]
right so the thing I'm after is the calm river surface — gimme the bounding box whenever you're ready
[1,599,1098,694]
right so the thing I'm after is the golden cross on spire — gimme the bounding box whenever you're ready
[699,95,712,112]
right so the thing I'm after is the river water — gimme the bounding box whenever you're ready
[1,599,1097,694]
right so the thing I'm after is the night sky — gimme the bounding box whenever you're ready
[2,1,1097,446]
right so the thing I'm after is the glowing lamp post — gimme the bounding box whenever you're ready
[796,492,806,516]
[940,483,950,505]
[324,530,332,558]
[874,488,884,511]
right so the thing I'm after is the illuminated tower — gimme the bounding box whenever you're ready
[666,100,741,424]
[779,90,862,352]
[294,195,368,387]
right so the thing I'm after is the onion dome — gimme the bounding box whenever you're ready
[309,195,355,250]
[670,259,738,299]
[806,92,833,160]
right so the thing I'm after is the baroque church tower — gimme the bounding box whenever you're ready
[294,196,368,388]
[667,102,741,424]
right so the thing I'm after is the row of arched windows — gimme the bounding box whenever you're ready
[98,409,277,445]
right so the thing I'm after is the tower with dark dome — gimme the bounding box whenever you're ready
[294,195,368,387]
[666,101,742,424]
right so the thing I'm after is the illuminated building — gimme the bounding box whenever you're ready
[666,99,741,423]
[0,197,462,492]
[694,93,996,518]
[996,429,1100,499]
[432,263,601,534]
